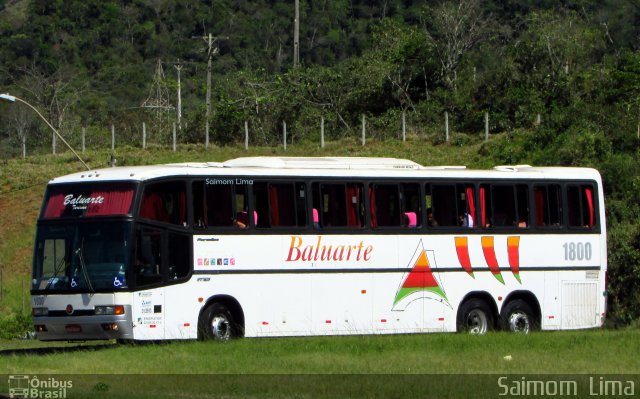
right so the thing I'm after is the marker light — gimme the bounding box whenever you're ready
[32,307,49,316]
[101,323,119,331]
[95,305,125,315]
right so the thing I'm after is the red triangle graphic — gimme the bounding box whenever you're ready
[401,250,439,289]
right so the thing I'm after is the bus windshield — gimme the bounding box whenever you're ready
[32,221,132,292]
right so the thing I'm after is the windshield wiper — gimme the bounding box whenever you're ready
[44,256,67,290]
[75,238,95,293]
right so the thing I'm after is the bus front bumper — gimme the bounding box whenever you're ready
[32,312,133,341]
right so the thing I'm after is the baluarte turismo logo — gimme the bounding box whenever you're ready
[8,375,73,398]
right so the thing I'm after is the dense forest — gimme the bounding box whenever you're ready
[0,0,639,324]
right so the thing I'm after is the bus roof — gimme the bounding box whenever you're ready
[46,156,602,185]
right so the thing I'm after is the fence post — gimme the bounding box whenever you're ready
[111,124,115,151]
[244,121,249,150]
[172,122,177,152]
[484,112,489,142]
[283,121,287,151]
[142,122,146,149]
[82,127,86,153]
[361,114,366,146]
[320,117,325,148]
[52,131,56,155]
[402,111,406,142]
[21,279,25,313]
[535,113,541,126]
[22,136,26,159]
[445,111,449,143]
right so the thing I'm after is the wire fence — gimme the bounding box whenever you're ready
[4,110,521,159]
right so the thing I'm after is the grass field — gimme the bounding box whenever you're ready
[1,330,639,398]
[3,330,640,374]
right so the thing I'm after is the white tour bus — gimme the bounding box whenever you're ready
[30,157,607,341]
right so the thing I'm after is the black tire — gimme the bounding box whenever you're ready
[457,298,494,334]
[198,303,236,341]
[501,299,538,334]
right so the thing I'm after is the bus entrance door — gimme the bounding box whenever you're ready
[132,288,165,340]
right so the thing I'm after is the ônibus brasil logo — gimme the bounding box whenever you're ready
[8,375,72,398]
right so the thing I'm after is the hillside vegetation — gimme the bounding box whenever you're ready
[0,0,639,333]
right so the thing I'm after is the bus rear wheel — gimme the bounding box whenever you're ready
[199,303,236,341]
[457,298,493,334]
[501,299,537,334]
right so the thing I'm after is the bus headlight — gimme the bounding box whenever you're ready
[32,307,48,316]
[94,305,125,315]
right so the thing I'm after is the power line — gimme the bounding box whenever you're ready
[0,180,48,198]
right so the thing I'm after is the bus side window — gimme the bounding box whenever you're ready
[567,184,596,228]
[425,185,436,227]
[252,182,307,228]
[140,181,187,226]
[480,184,492,228]
[253,182,270,228]
[431,184,457,226]
[268,183,302,227]
[207,184,234,227]
[313,183,364,229]
[534,184,563,227]
[402,183,421,228]
[490,185,516,227]
[192,181,206,229]
[167,232,190,280]
[461,184,476,228]
[515,184,529,228]
[135,229,163,287]
[370,184,401,228]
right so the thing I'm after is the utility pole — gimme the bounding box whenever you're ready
[174,61,183,132]
[293,0,300,67]
[204,33,216,148]
[192,33,226,148]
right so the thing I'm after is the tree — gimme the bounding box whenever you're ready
[422,0,492,90]
[2,100,36,158]
[13,64,84,152]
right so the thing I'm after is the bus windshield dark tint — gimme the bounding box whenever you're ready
[32,222,131,291]
[42,183,135,219]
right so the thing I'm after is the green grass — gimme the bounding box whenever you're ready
[1,330,639,398]
[3,330,639,375]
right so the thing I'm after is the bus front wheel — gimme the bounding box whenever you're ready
[457,298,493,334]
[199,303,236,341]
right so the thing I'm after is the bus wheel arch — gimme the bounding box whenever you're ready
[456,292,498,334]
[198,295,245,340]
[500,292,541,333]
